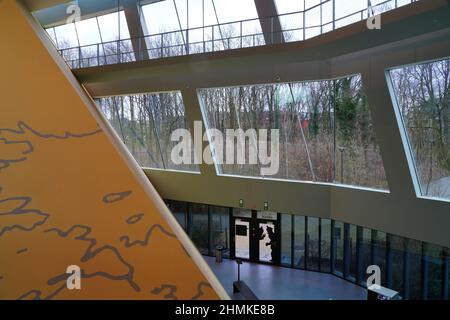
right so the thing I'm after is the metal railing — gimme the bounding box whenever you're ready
[57,0,418,69]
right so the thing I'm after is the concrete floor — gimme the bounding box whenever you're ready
[205,256,367,300]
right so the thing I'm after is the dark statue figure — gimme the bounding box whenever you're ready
[265,225,276,262]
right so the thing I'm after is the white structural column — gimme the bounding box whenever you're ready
[254,0,284,45]
[121,0,149,61]
[181,87,218,178]
[361,65,418,200]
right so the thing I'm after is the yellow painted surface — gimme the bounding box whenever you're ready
[0,0,220,300]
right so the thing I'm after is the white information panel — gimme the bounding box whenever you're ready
[257,211,277,221]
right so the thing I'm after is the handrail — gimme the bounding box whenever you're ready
[56,0,418,69]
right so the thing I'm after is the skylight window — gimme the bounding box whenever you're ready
[46,11,129,50]
[75,18,101,46]
[97,11,130,42]
[142,1,181,34]
[212,0,259,23]
[275,0,305,14]
[53,23,78,49]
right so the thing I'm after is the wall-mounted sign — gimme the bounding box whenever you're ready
[233,208,252,218]
[263,201,269,210]
[239,199,244,208]
[257,211,277,221]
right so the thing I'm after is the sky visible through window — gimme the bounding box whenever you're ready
[46,0,414,50]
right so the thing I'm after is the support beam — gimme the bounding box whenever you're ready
[181,88,217,178]
[362,64,418,200]
[254,0,284,45]
[122,0,149,61]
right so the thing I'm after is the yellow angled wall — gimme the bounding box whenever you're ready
[0,0,224,300]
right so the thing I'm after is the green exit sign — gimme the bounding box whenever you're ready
[239,199,244,208]
[264,202,269,210]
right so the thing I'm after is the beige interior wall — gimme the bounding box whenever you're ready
[0,0,227,300]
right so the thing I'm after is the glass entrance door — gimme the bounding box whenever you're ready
[258,221,276,262]
[232,209,280,264]
[235,218,250,260]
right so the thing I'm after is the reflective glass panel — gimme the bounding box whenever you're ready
[294,215,306,269]
[390,58,450,201]
[97,92,199,172]
[281,213,293,267]
[373,230,387,286]
[320,218,332,272]
[210,206,230,258]
[333,220,344,276]
[199,75,388,190]
[167,200,187,230]
[307,216,319,271]
[189,203,209,255]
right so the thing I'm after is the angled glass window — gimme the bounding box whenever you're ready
[96,92,199,172]
[97,11,133,64]
[304,3,322,40]
[75,18,101,46]
[74,18,103,67]
[275,0,304,15]
[211,0,263,49]
[142,1,189,57]
[143,1,182,34]
[276,0,416,43]
[190,0,263,51]
[97,11,130,41]
[46,27,58,47]
[46,11,131,67]
[47,11,129,49]
[370,0,416,15]
[334,0,367,29]
[389,58,450,201]
[212,0,259,23]
[334,76,388,189]
[275,0,304,42]
[199,75,388,190]
[53,23,79,49]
